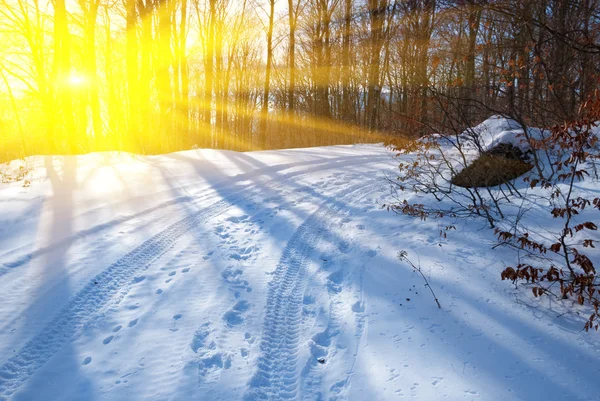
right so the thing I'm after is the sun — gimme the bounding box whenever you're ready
[67,73,86,87]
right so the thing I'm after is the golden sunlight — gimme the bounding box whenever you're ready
[0,0,596,161]
[66,73,86,87]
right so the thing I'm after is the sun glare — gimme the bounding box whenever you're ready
[67,73,85,87]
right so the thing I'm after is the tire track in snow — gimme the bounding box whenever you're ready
[0,197,227,400]
[244,181,379,401]
[0,157,385,400]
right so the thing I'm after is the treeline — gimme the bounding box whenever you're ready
[0,0,598,159]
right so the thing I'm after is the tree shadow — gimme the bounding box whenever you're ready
[0,156,96,400]
[162,150,386,270]
[357,219,600,401]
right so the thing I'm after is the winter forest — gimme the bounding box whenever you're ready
[0,0,598,159]
[1,1,600,400]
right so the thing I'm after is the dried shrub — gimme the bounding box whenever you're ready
[388,92,600,332]
[0,163,31,185]
[499,94,600,331]
[386,120,525,228]
[451,153,532,188]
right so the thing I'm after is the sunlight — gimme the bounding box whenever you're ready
[66,73,86,87]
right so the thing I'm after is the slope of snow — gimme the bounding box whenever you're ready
[0,143,599,401]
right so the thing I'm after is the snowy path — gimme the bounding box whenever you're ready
[245,182,375,401]
[0,145,599,401]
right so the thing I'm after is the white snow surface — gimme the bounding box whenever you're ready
[0,141,599,401]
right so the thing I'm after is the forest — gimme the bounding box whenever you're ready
[2,1,600,400]
[0,0,598,160]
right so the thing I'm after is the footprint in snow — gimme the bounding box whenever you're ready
[198,353,231,383]
[431,377,443,387]
[352,301,365,313]
[302,294,317,317]
[223,300,251,326]
[244,332,255,344]
[191,323,213,353]
[338,240,350,253]
[222,267,252,293]
[103,335,114,345]
[191,323,230,383]
[170,314,183,332]
[233,300,250,312]
[327,271,344,293]
[82,356,92,365]
[387,371,400,382]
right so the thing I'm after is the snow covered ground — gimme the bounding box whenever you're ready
[0,143,599,401]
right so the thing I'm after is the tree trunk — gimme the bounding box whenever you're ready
[259,0,275,149]
[287,0,297,114]
[53,0,75,152]
[341,0,352,121]
[83,0,102,148]
[179,0,189,147]
[366,0,387,131]
[126,0,138,150]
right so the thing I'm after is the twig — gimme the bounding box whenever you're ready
[398,251,442,309]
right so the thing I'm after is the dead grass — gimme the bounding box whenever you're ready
[452,154,533,188]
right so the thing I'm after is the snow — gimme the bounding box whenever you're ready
[0,139,599,401]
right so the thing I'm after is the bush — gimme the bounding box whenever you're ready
[451,146,533,188]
